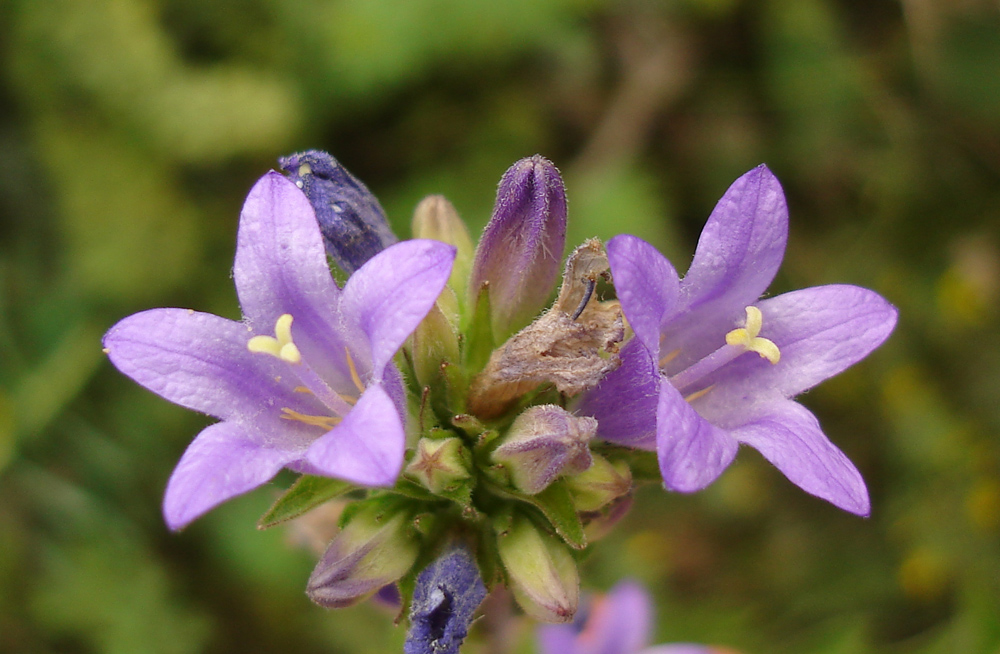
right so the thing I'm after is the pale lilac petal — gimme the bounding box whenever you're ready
[598,581,653,654]
[641,646,722,654]
[233,171,343,341]
[732,400,870,515]
[752,284,897,397]
[607,235,680,356]
[339,239,456,377]
[538,627,578,654]
[691,285,898,425]
[657,381,738,492]
[661,166,788,374]
[163,422,299,530]
[304,383,404,486]
[104,309,311,425]
[577,340,659,449]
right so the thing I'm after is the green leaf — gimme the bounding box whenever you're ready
[257,475,353,529]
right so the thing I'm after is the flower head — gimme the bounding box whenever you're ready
[579,165,897,515]
[103,172,455,530]
[538,580,734,654]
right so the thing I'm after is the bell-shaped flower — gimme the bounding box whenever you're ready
[538,580,735,654]
[579,165,897,516]
[279,150,398,273]
[103,172,455,530]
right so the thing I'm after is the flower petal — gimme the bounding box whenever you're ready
[339,239,456,377]
[233,171,344,345]
[607,234,680,356]
[104,308,307,425]
[304,383,405,486]
[732,400,870,515]
[597,581,653,654]
[163,421,299,530]
[754,284,898,397]
[657,380,738,492]
[692,285,898,423]
[661,166,788,373]
[577,339,659,449]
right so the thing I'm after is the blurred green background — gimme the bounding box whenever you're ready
[1,0,999,652]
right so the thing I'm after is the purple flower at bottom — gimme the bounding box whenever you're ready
[103,172,455,530]
[579,165,897,515]
[538,581,734,654]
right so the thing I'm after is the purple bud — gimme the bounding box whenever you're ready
[470,156,568,340]
[404,545,487,654]
[279,150,398,273]
[306,503,418,608]
[491,405,595,495]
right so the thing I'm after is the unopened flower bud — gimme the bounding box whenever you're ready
[279,150,398,274]
[470,155,567,340]
[405,545,487,654]
[497,513,579,623]
[306,502,418,608]
[405,437,472,495]
[413,195,474,301]
[410,302,461,390]
[565,453,632,512]
[491,405,595,495]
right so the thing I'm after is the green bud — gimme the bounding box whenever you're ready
[565,453,632,512]
[410,301,461,390]
[405,437,473,495]
[497,513,579,623]
[491,405,595,494]
[412,194,474,301]
[306,502,419,608]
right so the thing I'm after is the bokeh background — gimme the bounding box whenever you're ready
[2,0,999,652]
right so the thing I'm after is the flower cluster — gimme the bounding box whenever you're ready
[104,153,896,653]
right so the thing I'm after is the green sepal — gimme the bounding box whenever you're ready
[597,445,661,482]
[387,477,442,502]
[257,475,353,529]
[486,480,587,550]
[463,283,495,375]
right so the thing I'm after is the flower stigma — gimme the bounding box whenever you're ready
[247,313,359,425]
[725,306,780,364]
[666,305,781,399]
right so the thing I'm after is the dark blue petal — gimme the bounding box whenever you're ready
[404,545,487,654]
[279,150,398,273]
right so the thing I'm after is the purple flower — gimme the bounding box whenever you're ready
[579,165,897,515]
[538,581,731,654]
[103,172,455,530]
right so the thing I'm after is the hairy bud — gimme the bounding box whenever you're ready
[279,150,397,273]
[306,502,418,608]
[491,405,596,495]
[497,513,579,623]
[469,155,567,340]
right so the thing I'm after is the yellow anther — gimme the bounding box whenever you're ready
[725,306,781,364]
[345,347,366,394]
[247,314,301,363]
[280,408,341,431]
[298,164,312,177]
